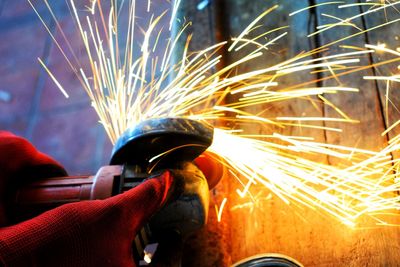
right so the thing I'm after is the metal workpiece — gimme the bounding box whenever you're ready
[232,254,303,267]
[110,117,214,170]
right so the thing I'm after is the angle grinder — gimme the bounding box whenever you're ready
[10,117,218,266]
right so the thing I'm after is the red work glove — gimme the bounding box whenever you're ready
[0,131,67,226]
[0,132,176,267]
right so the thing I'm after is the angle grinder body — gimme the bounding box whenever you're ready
[10,118,216,265]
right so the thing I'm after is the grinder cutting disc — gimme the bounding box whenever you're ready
[110,117,214,170]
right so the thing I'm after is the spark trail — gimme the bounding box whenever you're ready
[30,0,400,226]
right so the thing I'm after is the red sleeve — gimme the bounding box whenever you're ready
[0,131,67,226]
[0,170,174,267]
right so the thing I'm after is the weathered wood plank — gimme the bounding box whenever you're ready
[314,0,388,154]
[176,1,400,266]
[361,2,400,159]
[221,0,326,145]
[305,1,399,265]
[173,1,232,266]
[220,1,342,266]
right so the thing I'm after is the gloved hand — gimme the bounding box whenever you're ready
[0,131,67,226]
[0,132,176,267]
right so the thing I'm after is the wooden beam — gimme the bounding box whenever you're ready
[314,0,387,154]
[361,2,400,158]
[175,1,400,266]
[173,1,232,266]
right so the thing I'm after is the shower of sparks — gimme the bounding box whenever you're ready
[30,0,400,226]
[210,129,400,227]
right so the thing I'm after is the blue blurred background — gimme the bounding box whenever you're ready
[0,0,169,174]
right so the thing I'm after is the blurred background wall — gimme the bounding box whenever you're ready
[0,0,169,174]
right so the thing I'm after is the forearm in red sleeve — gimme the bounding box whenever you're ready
[0,171,174,267]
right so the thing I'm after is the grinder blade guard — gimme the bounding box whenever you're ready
[110,117,214,171]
